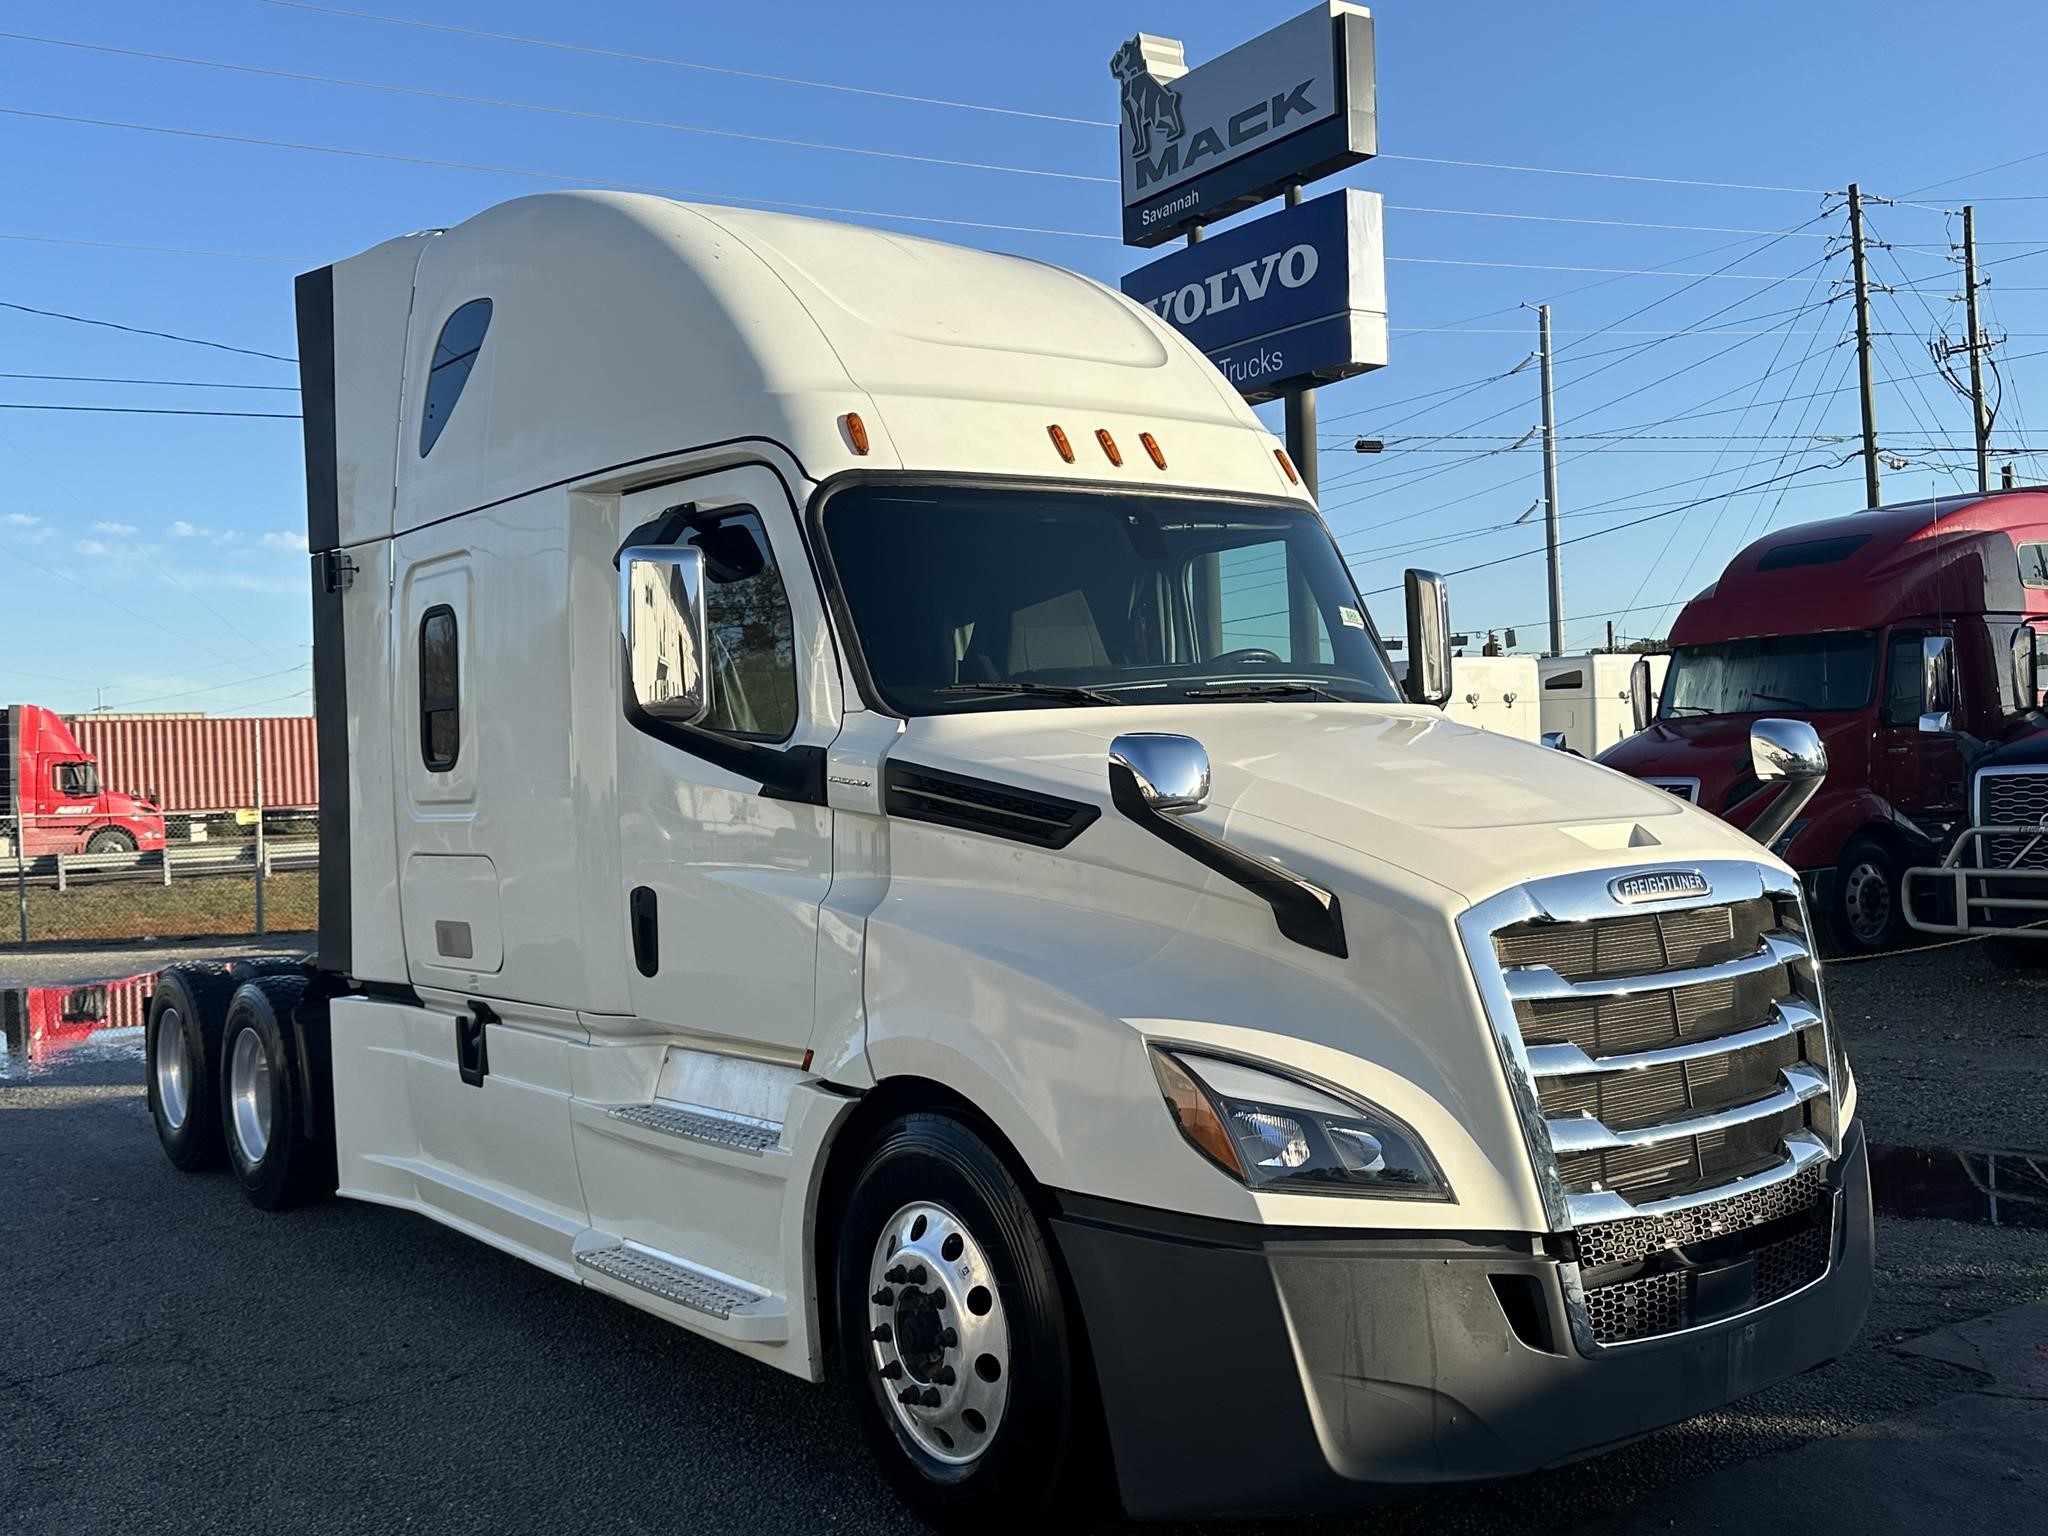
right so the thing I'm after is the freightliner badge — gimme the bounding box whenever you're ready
[1112,3,1377,248]
[1120,187,1387,403]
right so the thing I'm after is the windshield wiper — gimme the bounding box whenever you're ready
[935,681,1123,706]
[1183,681,1341,701]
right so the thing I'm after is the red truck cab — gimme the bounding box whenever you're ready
[1601,490,2048,951]
[1,704,169,857]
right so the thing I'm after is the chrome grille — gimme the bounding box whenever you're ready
[1982,770,2048,871]
[1459,860,1842,1351]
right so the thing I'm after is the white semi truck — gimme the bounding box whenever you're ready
[144,191,1870,1526]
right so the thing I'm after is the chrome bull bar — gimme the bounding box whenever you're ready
[1903,823,2048,938]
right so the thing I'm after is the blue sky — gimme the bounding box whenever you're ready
[3,0,2045,715]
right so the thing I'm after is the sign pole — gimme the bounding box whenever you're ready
[1281,184,1319,498]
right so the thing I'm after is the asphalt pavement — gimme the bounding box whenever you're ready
[2,940,2046,1534]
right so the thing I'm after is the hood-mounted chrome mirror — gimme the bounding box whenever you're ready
[1105,732,1344,957]
[1108,732,1210,814]
[1746,718,1828,851]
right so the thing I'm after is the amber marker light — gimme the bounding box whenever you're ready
[1048,423,1076,463]
[1095,429,1123,467]
[841,412,870,455]
[1274,448,1300,484]
[1139,432,1167,470]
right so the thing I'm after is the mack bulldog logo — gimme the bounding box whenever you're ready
[1609,870,1712,905]
[1111,36,1186,161]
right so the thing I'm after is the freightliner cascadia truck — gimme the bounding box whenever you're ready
[143,192,1870,1526]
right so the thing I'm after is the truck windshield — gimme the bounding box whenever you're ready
[818,484,1403,713]
[1661,631,1878,717]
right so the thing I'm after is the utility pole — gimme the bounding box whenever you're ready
[1848,184,1882,508]
[1281,183,1318,498]
[1537,304,1564,655]
[1963,204,1990,493]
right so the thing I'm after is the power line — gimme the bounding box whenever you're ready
[0,403,299,418]
[0,106,1123,244]
[1355,459,1855,596]
[0,372,298,391]
[0,30,1114,185]
[0,106,1864,282]
[1371,152,1828,197]
[0,299,295,363]
[254,0,1111,126]
[0,231,298,261]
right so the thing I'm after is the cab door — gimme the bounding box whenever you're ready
[1874,627,1966,827]
[614,466,841,1059]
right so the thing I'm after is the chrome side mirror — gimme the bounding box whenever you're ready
[1403,568,1452,708]
[1629,655,1653,734]
[621,544,711,726]
[1918,634,1956,733]
[1747,718,1828,850]
[1109,732,1209,814]
[1541,731,1568,751]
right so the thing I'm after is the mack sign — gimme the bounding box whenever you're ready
[1113,2,1377,247]
[1121,188,1386,403]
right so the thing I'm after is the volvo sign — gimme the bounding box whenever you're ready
[1113,3,1377,247]
[1121,188,1386,402]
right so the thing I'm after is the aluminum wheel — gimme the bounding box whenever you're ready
[1842,857,1893,945]
[154,1005,190,1131]
[867,1201,1012,1466]
[227,1025,273,1166]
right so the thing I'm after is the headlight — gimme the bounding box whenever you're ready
[1149,1048,1449,1200]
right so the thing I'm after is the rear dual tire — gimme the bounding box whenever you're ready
[218,975,334,1210]
[146,964,333,1208]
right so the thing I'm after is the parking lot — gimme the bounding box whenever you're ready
[3,938,2045,1536]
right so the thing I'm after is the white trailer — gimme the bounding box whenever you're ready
[1445,655,1541,742]
[1539,651,1669,755]
[143,193,1869,1526]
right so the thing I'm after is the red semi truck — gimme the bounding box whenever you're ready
[1601,489,2048,952]
[1,704,168,856]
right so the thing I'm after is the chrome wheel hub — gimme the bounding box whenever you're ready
[227,1026,272,1167]
[1844,860,1891,942]
[154,1006,189,1131]
[867,1202,1011,1465]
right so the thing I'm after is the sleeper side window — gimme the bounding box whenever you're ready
[686,511,799,742]
[418,298,492,457]
[419,605,460,771]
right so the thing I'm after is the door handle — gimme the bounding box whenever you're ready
[630,886,659,977]
[456,1001,494,1088]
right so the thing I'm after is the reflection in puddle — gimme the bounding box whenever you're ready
[0,973,154,1080]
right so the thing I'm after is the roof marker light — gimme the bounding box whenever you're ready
[1096,429,1123,467]
[841,412,870,455]
[1275,448,1300,484]
[1048,424,1075,463]
[1140,432,1167,470]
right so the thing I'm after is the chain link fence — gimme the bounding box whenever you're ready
[2,808,317,946]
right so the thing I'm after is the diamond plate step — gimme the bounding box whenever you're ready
[576,1245,762,1320]
[607,1102,781,1153]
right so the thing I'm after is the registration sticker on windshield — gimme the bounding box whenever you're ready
[1338,606,1366,629]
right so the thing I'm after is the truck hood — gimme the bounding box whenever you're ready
[896,702,1772,907]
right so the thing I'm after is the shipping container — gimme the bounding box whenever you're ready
[65,714,319,813]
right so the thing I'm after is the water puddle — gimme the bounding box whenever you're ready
[1869,1143,2048,1229]
[0,973,154,1081]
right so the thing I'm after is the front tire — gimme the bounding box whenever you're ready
[1832,836,1906,953]
[218,975,333,1210]
[834,1113,1098,1531]
[86,827,136,854]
